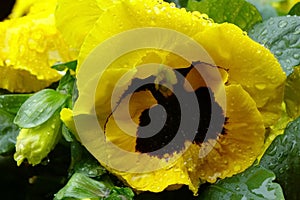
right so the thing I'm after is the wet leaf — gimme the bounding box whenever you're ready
[187,0,262,31]
[69,139,106,178]
[0,109,19,155]
[0,94,31,115]
[246,0,278,20]
[260,116,300,200]
[14,89,67,128]
[52,60,77,71]
[198,165,284,200]
[164,0,189,8]
[249,16,300,75]
[54,173,134,200]
[289,2,300,15]
[284,66,300,118]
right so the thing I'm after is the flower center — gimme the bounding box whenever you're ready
[124,62,225,157]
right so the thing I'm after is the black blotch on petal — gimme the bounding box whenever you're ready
[135,64,225,157]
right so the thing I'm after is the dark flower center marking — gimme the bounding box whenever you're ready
[105,61,226,157]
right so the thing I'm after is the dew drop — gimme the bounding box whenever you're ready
[278,20,288,28]
[293,53,300,59]
[279,167,284,174]
[255,83,266,90]
[274,50,283,56]
[261,29,268,36]
[235,186,240,191]
[268,19,275,25]
[294,26,300,34]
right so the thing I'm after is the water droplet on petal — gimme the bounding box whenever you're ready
[255,83,266,90]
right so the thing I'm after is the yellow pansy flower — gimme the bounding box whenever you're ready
[59,0,286,195]
[0,0,74,93]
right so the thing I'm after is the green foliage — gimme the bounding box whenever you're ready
[198,165,284,200]
[260,116,300,200]
[54,173,134,200]
[52,60,78,71]
[187,0,262,31]
[249,16,300,75]
[0,109,19,155]
[0,94,31,114]
[284,66,300,118]
[289,2,300,15]
[246,0,278,20]
[14,89,68,128]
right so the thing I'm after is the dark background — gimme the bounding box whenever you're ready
[0,0,16,21]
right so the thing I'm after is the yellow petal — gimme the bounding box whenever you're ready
[190,85,264,183]
[193,23,285,126]
[78,0,212,69]
[0,13,74,92]
[55,0,112,55]
[60,108,81,141]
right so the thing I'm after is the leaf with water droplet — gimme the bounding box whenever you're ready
[284,66,300,118]
[288,2,300,16]
[198,165,284,200]
[260,116,300,200]
[246,0,278,20]
[14,89,68,128]
[249,16,300,75]
[0,109,20,155]
[54,173,134,200]
[187,0,262,31]
[0,94,31,115]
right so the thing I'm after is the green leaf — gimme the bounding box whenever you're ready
[54,173,110,200]
[52,60,77,71]
[260,116,300,200]
[289,2,300,15]
[0,94,31,115]
[246,0,278,20]
[249,16,300,75]
[57,70,76,96]
[105,187,134,200]
[0,109,19,155]
[187,0,262,31]
[14,89,68,128]
[69,140,106,178]
[14,112,62,166]
[164,0,189,8]
[284,66,300,118]
[198,165,284,200]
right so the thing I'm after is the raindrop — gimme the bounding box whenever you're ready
[51,124,56,129]
[278,167,284,174]
[254,83,266,90]
[235,186,240,191]
[293,53,300,59]
[261,29,268,36]
[278,20,288,28]
[268,19,275,25]
[267,146,277,156]
[274,50,283,56]
[294,26,300,34]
